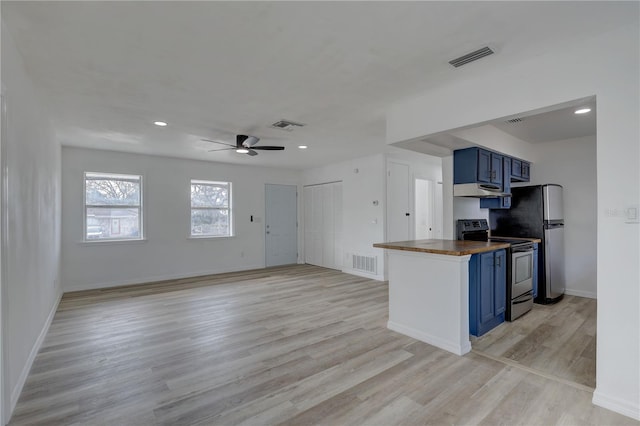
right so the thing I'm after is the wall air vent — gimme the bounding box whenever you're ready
[270,119,305,132]
[352,254,377,274]
[506,118,523,123]
[448,46,494,68]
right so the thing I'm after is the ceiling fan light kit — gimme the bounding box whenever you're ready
[202,134,285,156]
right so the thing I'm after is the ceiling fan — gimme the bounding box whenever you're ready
[202,134,285,156]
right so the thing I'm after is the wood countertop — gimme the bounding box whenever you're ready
[373,239,510,256]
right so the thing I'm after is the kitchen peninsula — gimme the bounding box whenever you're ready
[373,239,509,356]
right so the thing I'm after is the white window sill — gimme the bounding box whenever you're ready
[188,235,235,240]
[78,238,147,246]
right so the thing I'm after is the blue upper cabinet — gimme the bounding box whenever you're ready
[455,146,530,210]
[511,158,530,182]
[454,147,503,187]
[480,156,511,209]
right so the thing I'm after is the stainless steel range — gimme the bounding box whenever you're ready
[457,219,534,321]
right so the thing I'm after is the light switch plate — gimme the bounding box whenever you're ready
[625,205,639,223]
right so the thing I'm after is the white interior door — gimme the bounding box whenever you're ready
[414,178,434,239]
[265,184,298,267]
[322,183,335,269]
[435,181,443,239]
[387,161,411,242]
[332,183,343,269]
[303,182,342,270]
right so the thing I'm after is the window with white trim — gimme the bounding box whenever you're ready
[190,180,232,237]
[84,172,142,241]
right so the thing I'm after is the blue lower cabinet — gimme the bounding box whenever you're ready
[469,249,507,337]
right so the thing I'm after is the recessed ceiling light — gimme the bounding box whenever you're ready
[298,145,308,149]
[154,121,168,126]
[236,148,249,154]
[574,108,591,114]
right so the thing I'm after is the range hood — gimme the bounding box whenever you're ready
[453,183,511,198]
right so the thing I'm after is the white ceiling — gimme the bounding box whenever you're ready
[2,2,629,169]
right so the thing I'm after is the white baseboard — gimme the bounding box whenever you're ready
[9,291,62,417]
[341,267,385,281]
[387,320,471,356]
[565,288,597,299]
[62,264,265,292]
[593,388,640,421]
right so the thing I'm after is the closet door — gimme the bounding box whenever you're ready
[322,183,335,269]
[304,182,342,270]
[332,182,343,269]
[304,185,322,267]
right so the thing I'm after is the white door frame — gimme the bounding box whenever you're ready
[1,87,8,425]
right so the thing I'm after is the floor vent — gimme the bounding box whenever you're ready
[352,255,377,274]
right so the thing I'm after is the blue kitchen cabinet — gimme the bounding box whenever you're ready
[533,243,539,299]
[480,157,512,209]
[454,147,503,187]
[469,249,507,336]
[511,158,531,182]
[521,161,530,181]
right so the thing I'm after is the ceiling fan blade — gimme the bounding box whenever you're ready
[246,149,258,156]
[202,138,235,147]
[251,146,285,150]
[242,135,260,148]
[207,147,234,152]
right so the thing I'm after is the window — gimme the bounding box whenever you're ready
[191,180,232,237]
[84,172,142,241]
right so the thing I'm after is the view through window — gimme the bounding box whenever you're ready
[191,180,232,237]
[84,172,142,241]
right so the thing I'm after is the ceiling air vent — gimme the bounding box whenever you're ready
[449,46,494,68]
[270,119,305,132]
[506,118,523,123]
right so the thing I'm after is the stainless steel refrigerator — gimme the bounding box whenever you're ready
[489,184,565,304]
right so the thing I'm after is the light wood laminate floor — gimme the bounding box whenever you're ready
[10,265,636,425]
[472,295,596,389]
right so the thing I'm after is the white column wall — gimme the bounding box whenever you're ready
[1,23,62,420]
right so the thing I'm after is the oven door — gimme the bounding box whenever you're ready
[512,248,534,299]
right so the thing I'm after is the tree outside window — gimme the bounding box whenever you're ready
[191,180,232,237]
[85,172,142,240]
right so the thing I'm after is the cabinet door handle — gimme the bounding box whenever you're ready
[496,256,501,267]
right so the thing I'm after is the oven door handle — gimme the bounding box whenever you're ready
[512,245,534,253]
[513,297,533,305]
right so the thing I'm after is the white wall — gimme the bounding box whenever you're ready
[303,153,386,280]
[529,135,597,299]
[1,24,62,420]
[387,23,639,420]
[61,147,300,291]
[302,149,442,281]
